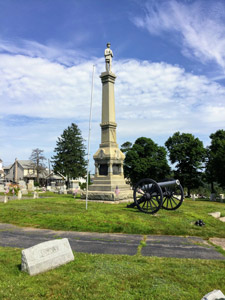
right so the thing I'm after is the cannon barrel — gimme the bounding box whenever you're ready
[142,179,180,191]
[158,179,180,188]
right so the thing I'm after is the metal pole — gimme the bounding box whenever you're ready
[86,65,95,210]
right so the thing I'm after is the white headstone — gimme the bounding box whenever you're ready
[33,191,39,199]
[28,180,34,192]
[19,180,26,189]
[0,184,4,192]
[201,289,225,300]
[4,195,8,203]
[21,238,74,276]
[191,194,196,201]
[17,190,22,200]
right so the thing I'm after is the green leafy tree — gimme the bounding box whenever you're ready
[165,132,205,196]
[29,148,46,184]
[121,141,132,154]
[122,137,170,186]
[206,129,225,191]
[52,123,87,182]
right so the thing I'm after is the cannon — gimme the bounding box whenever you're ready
[127,178,184,214]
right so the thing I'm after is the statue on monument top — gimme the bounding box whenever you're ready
[104,42,113,72]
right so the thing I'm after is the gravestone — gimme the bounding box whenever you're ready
[210,193,216,201]
[0,183,4,192]
[4,195,8,203]
[201,289,225,300]
[19,180,26,189]
[70,180,79,189]
[21,238,74,276]
[27,180,34,192]
[22,189,28,195]
[33,191,39,199]
[17,190,22,200]
[191,194,196,201]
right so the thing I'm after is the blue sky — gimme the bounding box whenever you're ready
[0,0,225,171]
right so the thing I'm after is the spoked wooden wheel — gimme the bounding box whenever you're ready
[162,183,184,210]
[133,178,163,214]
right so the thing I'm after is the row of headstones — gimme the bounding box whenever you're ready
[0,180,35,194]
[191,193,224,202]
[2,191,39,203]
[48,180,80,194]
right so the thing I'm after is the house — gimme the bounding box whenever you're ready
[4,159,48,184]
[0,159,4,178]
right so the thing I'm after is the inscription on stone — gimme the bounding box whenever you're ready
[21,238,74,276]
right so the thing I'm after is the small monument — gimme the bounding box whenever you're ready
[87,43,132,201]
[21,238,74,276]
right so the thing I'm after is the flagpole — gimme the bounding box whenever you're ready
[86,65,95,210]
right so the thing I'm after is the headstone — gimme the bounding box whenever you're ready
[21,189,28,195]
[33,191,39,199]
[201,289,225,300]
[28,180,34,192]
[210,193,216,201]
[208,212,221,218]
[4,195,8,203]
[219,194,224,202]
[0,184,4,192]
[70,180,79,190]
[219,217,225,223]
[21,238,74,276]
[17,190,22,200]
[19,180,26,190]
[191,194,196,201]
[46,185,51,191]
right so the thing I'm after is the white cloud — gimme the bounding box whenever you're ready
[1,40,225,167]
[133,0,225,70]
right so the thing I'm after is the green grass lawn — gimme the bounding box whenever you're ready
[0,247,224,300]
[0,194,224,238]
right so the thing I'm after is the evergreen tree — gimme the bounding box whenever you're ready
[165,132,205,196]
[52,123,87,181]
[206,129,225,191]
[122,137,170,186]
[29,148,46,184]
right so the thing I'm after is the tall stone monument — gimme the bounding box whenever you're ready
[87,43,132,201]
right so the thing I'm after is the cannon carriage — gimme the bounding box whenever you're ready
[128,178,184,214]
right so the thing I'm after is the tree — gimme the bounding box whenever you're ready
[29,148,46,184]
[165,132,205,196]
[206,129,225,191]
[122,137,170,186]
[121,141,132,154]
[51,123,87,182]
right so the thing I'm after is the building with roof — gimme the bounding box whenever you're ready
[0,159,4,178]
[4,159,48,184]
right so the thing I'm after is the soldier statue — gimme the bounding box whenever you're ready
[104,42,113,72]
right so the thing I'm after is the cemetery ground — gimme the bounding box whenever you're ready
[0,193,225,299]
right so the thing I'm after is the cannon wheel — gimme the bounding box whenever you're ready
[161,182,184,210]
[133,178,163,214]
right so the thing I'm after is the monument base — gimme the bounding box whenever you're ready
[81,190,133,201]
[81,174,133,201]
